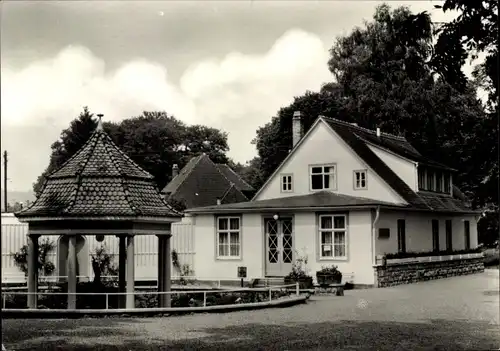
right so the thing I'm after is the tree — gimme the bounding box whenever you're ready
[33,107,99,197]
[33,110,233,195]
[253,4,493,220]
[432,0,498,106]
[432,0,498,208]
[12,238,56,278]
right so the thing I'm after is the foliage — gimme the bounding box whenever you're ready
[284,253,311,281]
[90,244,118,286]
[166,198,187,213]
[171,249,194,285]
[383,247,483,260]
[432,0,498,106]
[252,4,496,243]
[33,107,98,197]
[317,265,342,278]
[12,238,55,277]
[33,109,233,196]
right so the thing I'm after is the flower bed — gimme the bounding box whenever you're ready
[2,284,293,310]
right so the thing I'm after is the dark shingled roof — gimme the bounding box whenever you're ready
[186,191,406,213]
[215,164,254,192]
[16,122,181,219]
[161,154,249,209]
[321,117,474,213]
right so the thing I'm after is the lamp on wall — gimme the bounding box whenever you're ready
[273,214,279,221]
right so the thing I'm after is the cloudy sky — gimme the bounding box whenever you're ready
[1,0,457,192]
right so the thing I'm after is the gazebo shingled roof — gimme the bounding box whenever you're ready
[16,120,181,219]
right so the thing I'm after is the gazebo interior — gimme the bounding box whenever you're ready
[15,116,182,309]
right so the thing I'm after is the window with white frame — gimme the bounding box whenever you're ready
[281,174,293,192]
[217,216,240,258]
[319,214,347,258]
[353,170,367,189]
[310,165,336,191]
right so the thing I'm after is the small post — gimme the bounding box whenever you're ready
[203,292,207,307]
[269,288,272,302]
[105,293,109,310]
[240,278,244,288]
[296,282,300,296]
[3,294,6,309]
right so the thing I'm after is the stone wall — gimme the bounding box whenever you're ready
[374,258,484,288]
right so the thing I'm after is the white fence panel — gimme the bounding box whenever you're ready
[2,221,195,283]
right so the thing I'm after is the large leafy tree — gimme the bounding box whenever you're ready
[33,106,100,197]
[33,109,232,196]
[254,5,487,200]
[432,0,498,244]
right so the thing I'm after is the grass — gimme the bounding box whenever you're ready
[2,272,499,351]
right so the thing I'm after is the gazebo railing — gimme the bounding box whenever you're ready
[1,283,301,310]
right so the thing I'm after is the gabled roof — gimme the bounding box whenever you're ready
[215,164,254,192]
[16,121,181,219]
[161,154,249,209]
[186,191,406,213]
[250,116,474,214]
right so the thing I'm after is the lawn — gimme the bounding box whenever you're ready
[2,272,499,350]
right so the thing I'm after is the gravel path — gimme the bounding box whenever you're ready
[2,272,499,350]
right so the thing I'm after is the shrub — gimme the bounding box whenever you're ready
[12,238,56,277]
[384,247,482,260]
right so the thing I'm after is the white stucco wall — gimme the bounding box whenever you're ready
[375,211,479,255]
[254,121,405,205]
[367,145,417,191]
[193,213,264,280]
[193,210,376,285]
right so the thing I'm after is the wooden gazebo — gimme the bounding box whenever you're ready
[15,116,182,309]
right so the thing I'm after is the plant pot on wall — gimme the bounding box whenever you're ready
[316,272,342,286]
[284,276,314,289]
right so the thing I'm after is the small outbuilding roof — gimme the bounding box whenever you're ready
[16,120,181,220]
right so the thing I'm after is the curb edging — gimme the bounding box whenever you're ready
[2,295,309,319]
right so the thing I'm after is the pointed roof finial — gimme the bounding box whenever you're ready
[96,114,104,131]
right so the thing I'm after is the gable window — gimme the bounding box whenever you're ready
[353,170,367,190]
[217,216,241,259]
[418,169,426,190]
[445,219,452,251]
[432,219,440,252]
[319,214,347,259]
[310,165,336,191]
[427,170,435,191]
[464,220,470,250]
[397,219,406,254]
[280,174,293,193]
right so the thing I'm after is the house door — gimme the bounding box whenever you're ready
[265,218,294,276]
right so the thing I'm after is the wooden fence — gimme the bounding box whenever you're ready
[1,222,195,284]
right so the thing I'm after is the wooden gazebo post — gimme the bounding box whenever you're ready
[16,115,182,310]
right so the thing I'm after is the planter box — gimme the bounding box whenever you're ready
[316,272,342,286]
[376,252,484,266]
[284,277,313,289]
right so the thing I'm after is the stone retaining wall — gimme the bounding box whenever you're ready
[374,258,484,287]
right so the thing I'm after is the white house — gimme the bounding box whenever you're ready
[184,113,481,286]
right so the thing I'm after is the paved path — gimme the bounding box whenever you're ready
[2,272,499,350]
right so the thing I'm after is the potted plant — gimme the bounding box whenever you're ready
[316,265,342,286]
[284,254,313,289]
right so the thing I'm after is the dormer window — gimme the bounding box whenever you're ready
[281,174,293,193]
[310,164,336,191]
[426,170,435,190]
[353,170,367,190]
[418,167,452,194]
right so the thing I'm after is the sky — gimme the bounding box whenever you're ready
[0,0,467,192]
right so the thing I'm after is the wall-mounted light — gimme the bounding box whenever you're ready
[273,214,279,221]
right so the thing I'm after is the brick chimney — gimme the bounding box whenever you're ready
[292,111,303,148]
[172,164,179,178]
